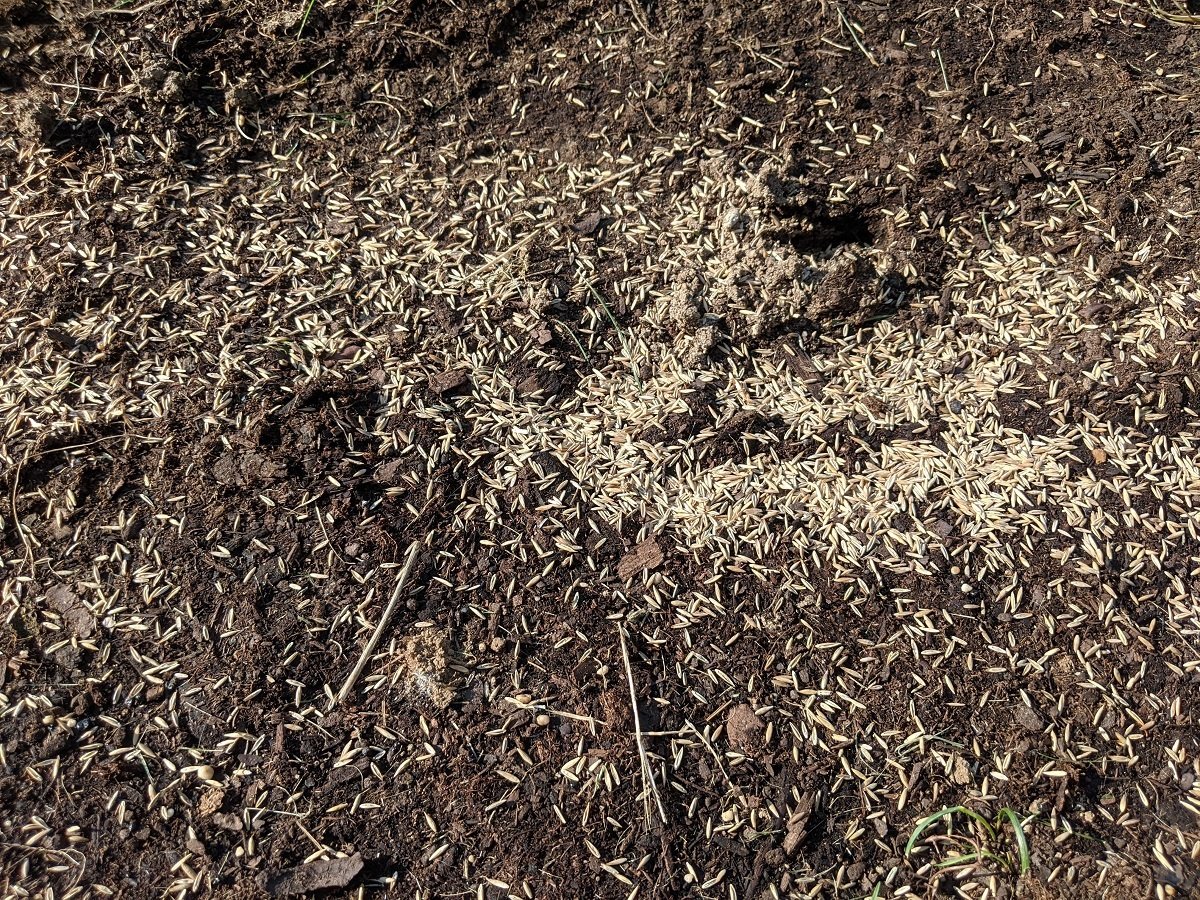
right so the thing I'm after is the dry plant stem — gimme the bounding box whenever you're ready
[682,718,731,784]
[333,540,422,708]
[619,624,667,827]
[11,447,34,574]
[316,502,348,566]
[835,5,878,66]
[628,0,654,38]
[1115,0,1200,26]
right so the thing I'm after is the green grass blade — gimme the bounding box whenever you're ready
[954,806,997,840]
[555,321,591,366]
[906,806,997,857]
[934,848,1010,870]
[905,806,964,855]
[933,851,981,869]
[585,280,641,388]
[296,0,318,37]
[999,808,1031,875]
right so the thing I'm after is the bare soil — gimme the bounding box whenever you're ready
[4,1,1200,898]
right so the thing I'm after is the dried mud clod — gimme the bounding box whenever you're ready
[13,98,57,145]
[223,79,258,113]
[212,450,286,487]
[805,250,879,324]
[529,276,569,317]
[678,323,719,367]
[725,702,765,751]
[139,65,191,105]
[741,159,812,212]
[398,628,455,710]
[668,159,902,349]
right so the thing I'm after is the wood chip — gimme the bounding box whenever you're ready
[197,787,226,818]
[428,368,469,395]
[1013,705,1043,733]
[375,458,405,485]
[782,797,813,856]
[616,538,663,580]
[211,811,243,832]
[951,755,971,785]
[572,211,605,235]
[260,853,364,897]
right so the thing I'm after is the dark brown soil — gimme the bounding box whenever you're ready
[4,1,1200,898]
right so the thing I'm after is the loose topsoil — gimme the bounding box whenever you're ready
[4,1,1200,898]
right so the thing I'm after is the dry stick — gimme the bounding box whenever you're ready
[835,5,879,66]
[314,502,348,567]
[935,48,951,92]
[619,625,667,826]
[628,0,654,40]
[25,432,162,462]
[333,541,422,708]
[681,718,731,784]
[10,448,34,574]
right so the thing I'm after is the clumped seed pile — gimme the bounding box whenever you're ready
[3,1,1200,898]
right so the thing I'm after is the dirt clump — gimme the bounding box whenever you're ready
[725,702,766,750]
[399,627,455,710]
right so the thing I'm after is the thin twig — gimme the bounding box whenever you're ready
[315,504,348,567]
[10,448,34,574]
[618,625,667,827]
[333,541,422,708]
[681,718,731,784]
[935,49,951,91]
[628,0,654,39]
[835,5,879,66]
[23,431,162,462]
[1112,0,1200,27]
[95,0,168,14]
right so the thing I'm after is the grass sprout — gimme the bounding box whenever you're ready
[296,0,318,37]
[906,805,1031,877]
[585,280,642,388]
